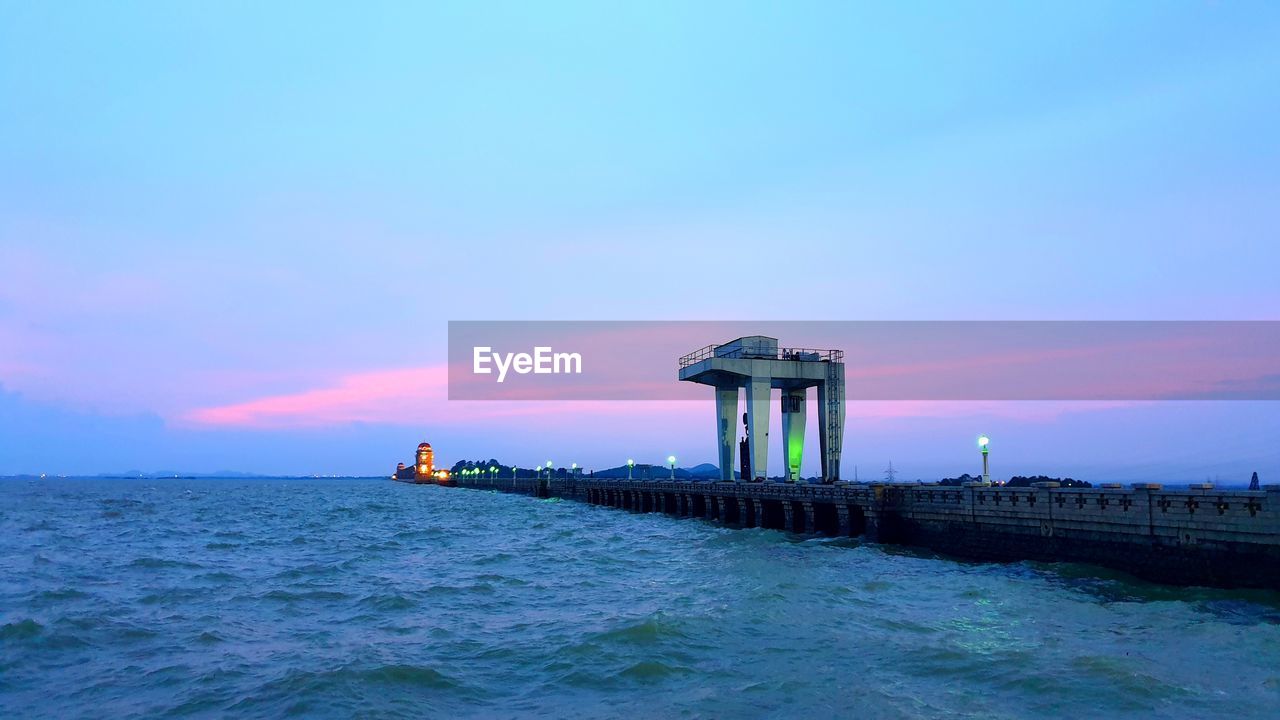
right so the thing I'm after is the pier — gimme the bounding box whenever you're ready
[444,474,1280,589]
[430,335,1280,589]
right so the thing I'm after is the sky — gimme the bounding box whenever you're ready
[2,1,1279,481]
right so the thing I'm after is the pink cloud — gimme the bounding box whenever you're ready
[180,365,710,429]
[182,366,451,428]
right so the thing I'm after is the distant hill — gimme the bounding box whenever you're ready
[686,463,723,478]
[589,462,724,481]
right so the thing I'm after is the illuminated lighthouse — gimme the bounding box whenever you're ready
[415,443,434,478]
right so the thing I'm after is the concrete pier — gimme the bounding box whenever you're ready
[442,474,1280,589]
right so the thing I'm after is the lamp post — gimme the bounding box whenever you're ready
[627,459,634,480]
[668,455,677,480]
[571,462,578,478]
[489,466,496,481]
[978,435,991,484]
[545,460,553,480]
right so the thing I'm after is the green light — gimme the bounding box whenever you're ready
[787,433,803,480]
[667,455,676,465]
[978,435,990,449]
[571,463,577,469]
[546,460,553,468]
[627,459,634,466]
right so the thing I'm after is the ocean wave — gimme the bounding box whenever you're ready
[127,556,204,570]
[0,618,43,640]
[259,589,352,603]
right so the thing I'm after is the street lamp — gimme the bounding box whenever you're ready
[489,466,497,480]
[571,462,578,478]
[546,460,553,480]
[627,458,634,480]
[668,455,677,480]
[978,435,991,484]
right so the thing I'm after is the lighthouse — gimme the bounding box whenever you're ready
[415,443,434,478]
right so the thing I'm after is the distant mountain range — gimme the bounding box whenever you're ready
[110,470,266,479]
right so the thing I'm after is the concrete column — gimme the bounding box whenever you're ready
[715,387,739,482]
[815,371,845,481]
[817,381,830,480]
[752,499,764,528]
[746,377,771,481]
[801,501,815,533]
[782,502,797,532]
[863,509,882,542]
[836,504,851,536]
[781,388,806,482]
[677,494,688,516]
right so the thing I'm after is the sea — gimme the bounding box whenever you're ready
[2,477,1279,719]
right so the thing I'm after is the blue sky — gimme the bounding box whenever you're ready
[2,2,1279,479]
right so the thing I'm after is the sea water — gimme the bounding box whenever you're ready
[2,477,1279,718]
